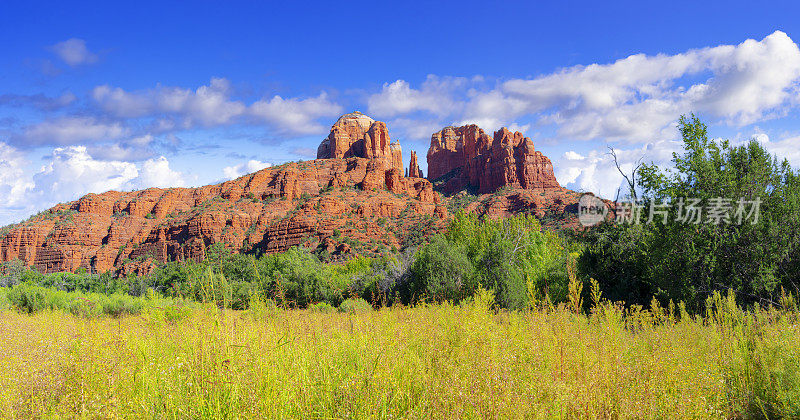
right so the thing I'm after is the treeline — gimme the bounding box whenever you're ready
[0,212,575,311]
[1,116,799,313]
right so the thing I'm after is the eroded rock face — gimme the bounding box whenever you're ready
[0,157,443,274]
[427,125,562,194]
[317,111,403,173]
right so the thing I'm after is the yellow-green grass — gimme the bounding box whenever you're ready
[0,295,798,419]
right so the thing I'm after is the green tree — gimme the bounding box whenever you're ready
[407,234,475,303]
[581,115,800,309]
[409,212,570,309]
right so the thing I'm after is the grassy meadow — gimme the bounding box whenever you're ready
[0,289,798,419]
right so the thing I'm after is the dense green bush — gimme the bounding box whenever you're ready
[141,246,390,309]
[348,250,414,305]
[407,234,474,303]
[308,302,337,313]
[0,260,126,294]
[255,247,360,307]
[0,247,391,311]
[141,261,199,297]
[408,212,572,309]
[3,283,193,317]
[338,298,373,314]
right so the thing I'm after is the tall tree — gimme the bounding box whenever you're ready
[581,115,800,309]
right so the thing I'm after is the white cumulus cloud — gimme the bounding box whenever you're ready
[132,156,186,189]
[0,143,186,226]
[92,78,246,127]
[369,31,800,145]
[28,147,184,215]
[91,79,342,136]
[86,135,156,161]
[367,76,470,118]
[33,146,140,201]
[0,143,34,207]
[249,92,342,135]
[223,160,272,180]
[49,38,98,66]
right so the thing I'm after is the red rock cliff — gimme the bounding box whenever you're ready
[0,113,445,275]
[0,157,443,275]
[427,125,561,194]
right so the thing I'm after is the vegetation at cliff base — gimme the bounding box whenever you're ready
[0,212,575,312]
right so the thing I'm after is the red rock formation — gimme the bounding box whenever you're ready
[0,157,443,274]
[0,114,587,276]
[427,125,561,194]
[427,125,488,181]
[317,111,403,173]
[408,151,423,178]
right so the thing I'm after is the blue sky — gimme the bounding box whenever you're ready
[2,0,800,225]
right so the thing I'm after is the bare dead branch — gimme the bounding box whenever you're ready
[607,146,644,201]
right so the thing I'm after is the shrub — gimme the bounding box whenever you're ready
[6,284,60,313]
[0,287,8,310]
[101,293,145,317]
[407,212,571,309]
[257,247,346,307]
[4,283,193,318]
[408,235,474,303]
[338,298,372,314]
[0,259,26,287]
[220,253,261,284]
[230,281,255,310]
[309,302,337,313]
[69,296,102,317]
[358,250,415,306]
[145,260,199,297]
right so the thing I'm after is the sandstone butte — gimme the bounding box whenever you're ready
[0,112,586,275]
[427,125,561,194]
